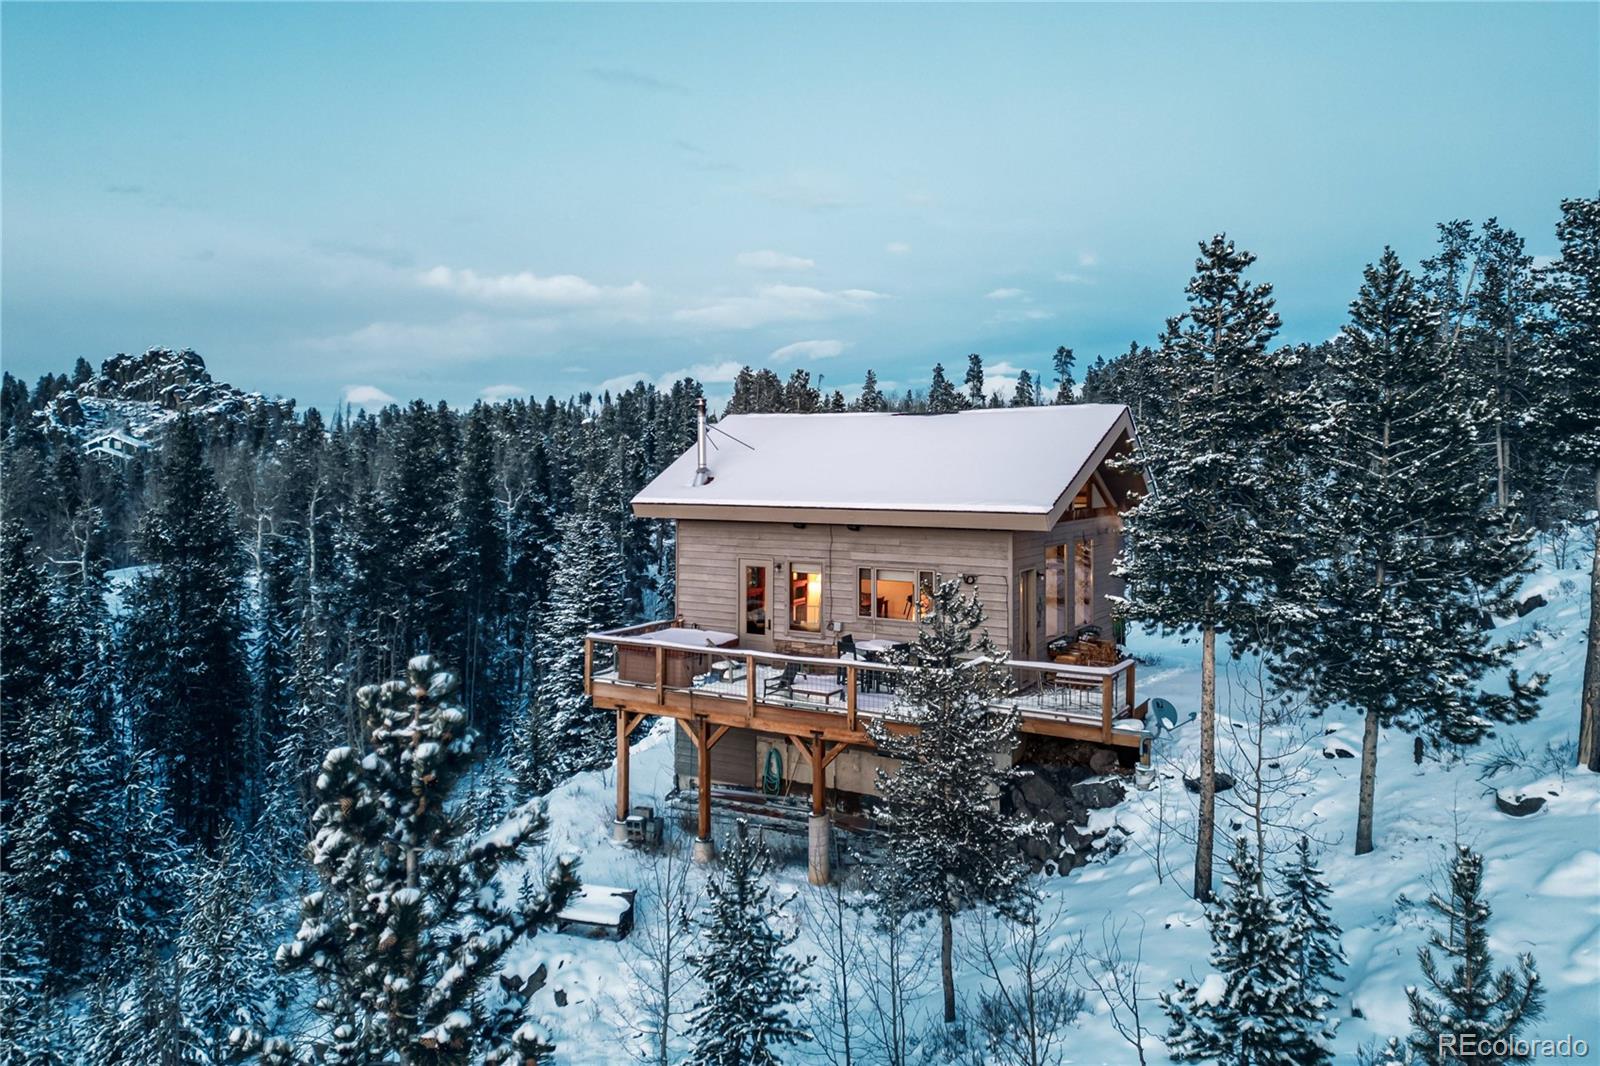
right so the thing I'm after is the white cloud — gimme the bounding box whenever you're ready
[1078,251,1098,267]
[885,241,911,255]
[770,339,845,362]
[986,287,1027,300]
[1055,271,1092,285]
[663,360,747,385]
[479,383,526,402]
[418,265,648,307]
[736,249,816,272]
[673,284,885,330]
[343,384,398,408]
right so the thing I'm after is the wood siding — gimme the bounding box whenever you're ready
[674,724,759,788]
[674,519,1014,651]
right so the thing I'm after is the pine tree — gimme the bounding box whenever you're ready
[964,353,985,407]
[243,655,579,1065]
[1010,369,1036,407]
[80,946,188,1066]
[121,413,251,842]
[1052,345,1076,403]
[1118,235,1308,896]
[1406,846,1543,1065]
[1536,197,1600,771]
[685,821,812,1066]
[451,402,506,732]
[178,827,281,1064]
[926,363,960,414]
[1286,249,1537,855]
[528,507,625,788]
[1162,839,1319,1066]
[784,369,821,413]
[1278,837,1344,1064]
[0,519,55,835]
[103,752,190,959]
[857,369,887,412]
[866,579,1031,1024]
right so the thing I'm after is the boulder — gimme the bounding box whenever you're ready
[1071,779,1127,810]
[1088,748,1120,774]
[1494,789,1546,817]
[1184,771,1235,794]
[1514,593,1548,618]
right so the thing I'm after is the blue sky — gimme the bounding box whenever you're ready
[3,2,1595,411]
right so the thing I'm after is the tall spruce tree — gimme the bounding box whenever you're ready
[927,363,961,414]
[0,519,54,836]
[866,580,1031,1024]
[1279,837,1344,1064]
[1118,235,1307,897]
[1536,196,1600,771]
[121,413,251,842]
[1163,838,1325,1066]
[964,353,986,407]
[1286,250,1537,854]
[857,369,887,412]
[1010,369,1036,407]
[685,821,812,1066]
[1052,345,1075,403]
[243,655,579,1065]
[528,506,625,788]
[1406,846,1543,1066]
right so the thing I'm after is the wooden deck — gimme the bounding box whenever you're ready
[585,619,1148,852]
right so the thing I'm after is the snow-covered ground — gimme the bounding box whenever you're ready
[501,536,1599,1064]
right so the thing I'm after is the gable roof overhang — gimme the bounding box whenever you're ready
[632,406,1145,532]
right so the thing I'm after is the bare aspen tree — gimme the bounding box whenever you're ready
[614,835,702,1065]
[964,895,1085,1066]
[1079,916,1151,1066]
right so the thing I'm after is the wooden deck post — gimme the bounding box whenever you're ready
[845,666,857,731]
[654,644,666,705]
[1126,661,1136,716]
[1101,675,1114,742]
[808,731,830,885]
[690,717,730,863]
[745,654,756,717]
[613,709,630,842]
[583,638,594,695]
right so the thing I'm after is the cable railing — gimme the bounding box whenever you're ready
[584,620,1141,741]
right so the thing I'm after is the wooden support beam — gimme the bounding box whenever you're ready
[706,724,731,752]
[811,733,826,817]
[745,655,756,716]
[697,717,713,843]
[583,638,594,695]
[1101,676,1114,742]
[1126,662,1136,716]
[820,741,848,770]
[846,666,857,731]
[615,709,630,823]
[654,644,666,705]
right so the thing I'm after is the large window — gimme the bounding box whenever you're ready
[1074,541,1095,630]
[1045,545,1069,639]
[857,567,935,621]
[790,563,822,632]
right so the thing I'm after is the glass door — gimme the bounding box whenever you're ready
[740,559,772,649]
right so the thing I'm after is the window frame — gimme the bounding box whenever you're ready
[788,561,825,634]
[856,566,938,621]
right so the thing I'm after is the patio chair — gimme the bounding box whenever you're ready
[763,662,800,700]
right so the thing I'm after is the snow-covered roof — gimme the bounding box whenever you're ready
[84,428,149,449]
[633,405,1139,531]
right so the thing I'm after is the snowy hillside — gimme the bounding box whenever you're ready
[503,534,1598,1064]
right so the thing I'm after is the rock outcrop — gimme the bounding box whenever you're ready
[1005,763,1128,876]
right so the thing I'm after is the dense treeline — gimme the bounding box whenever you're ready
[0,198,1594,1061]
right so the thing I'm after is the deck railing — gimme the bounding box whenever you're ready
[584,621,1139,740]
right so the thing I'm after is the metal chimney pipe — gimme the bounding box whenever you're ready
[692,396,712,485]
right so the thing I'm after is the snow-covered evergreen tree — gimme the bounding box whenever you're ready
[1406,846,1543,1066]
[865,579,1030,1024]
[1535,196,1600,772]
[0,519,54,836]
[963,353,985,407]
[685,821,812,1066]
[178,827,283,1064]
[1286,249,1538,854]
[242,655,578,1065]
[1162,838,1322,1066]
[527,507,625,789]
[925,363,960,414]
[104,751,191,958]
[1052,345,1075,404]
[1010,369,1037,407]
[121,413,251,842]
[1118,235,1310,898]
[1278,837,1344,1063]
[856,369,887,413]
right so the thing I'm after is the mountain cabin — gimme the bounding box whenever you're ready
[584,402,1150,883]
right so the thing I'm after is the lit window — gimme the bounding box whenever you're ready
[790,563,822,632]
[858,567,938,620]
